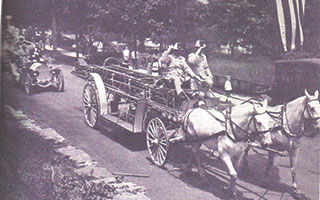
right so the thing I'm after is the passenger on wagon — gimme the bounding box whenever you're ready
[160,43,203,103]
[188,40,214,98]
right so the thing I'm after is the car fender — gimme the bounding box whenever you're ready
[90,73,107,115]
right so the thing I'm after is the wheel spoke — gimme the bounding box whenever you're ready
[90,110,96,124]
[151,145,158,157]
[87,107,91,121]
[158,146,165,162]
[84,107,90,114]
[158,143,167,155]
[91,106,97,113]
[149,122,155,136]
[83,98,89,105]
[156,147,163,163]
[147,130,156,140]
[84,90,90,101]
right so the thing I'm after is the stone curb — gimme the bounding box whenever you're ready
[4,105,150,199]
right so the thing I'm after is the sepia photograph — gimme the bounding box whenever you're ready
[1,0,319,199]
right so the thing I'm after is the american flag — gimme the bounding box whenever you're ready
[274,0,306,52]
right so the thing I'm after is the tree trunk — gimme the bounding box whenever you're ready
[51,12,57,51]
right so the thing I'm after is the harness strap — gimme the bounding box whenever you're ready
[182,109,194,141]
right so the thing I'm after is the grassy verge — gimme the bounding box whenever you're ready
[0,110,146,200]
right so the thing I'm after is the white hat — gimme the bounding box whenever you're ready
[172,42,183,50]
[195,40,201,47]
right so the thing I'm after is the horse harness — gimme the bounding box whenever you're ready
[268,98,320,139]
[182,103,271,142]
[225,105,271,142]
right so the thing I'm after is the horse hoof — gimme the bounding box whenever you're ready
[223,186,237,197]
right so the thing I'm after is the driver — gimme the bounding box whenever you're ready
[160,43,203,104]
[9,36,36,81]
[188,40,214,98]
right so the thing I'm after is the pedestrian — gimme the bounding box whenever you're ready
[123,46,130,63]
[131,49,139,69]
[224,75,232,103]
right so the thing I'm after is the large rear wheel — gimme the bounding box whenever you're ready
[146,118,169,167]
[83,81,100,128]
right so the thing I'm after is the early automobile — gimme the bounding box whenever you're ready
[11,52,64,95]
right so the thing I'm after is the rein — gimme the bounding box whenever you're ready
[226,107,270,142]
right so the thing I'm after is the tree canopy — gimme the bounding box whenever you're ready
[3,0,319,57]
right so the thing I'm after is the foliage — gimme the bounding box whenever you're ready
[3,0,319,57]
[206,0,273,56]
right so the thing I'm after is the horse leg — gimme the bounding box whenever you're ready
[242,146,250,170]
[234,152,245,172]
[265,152,275,179]
[221,155,238,196]
[289,149,303,198]
[186,143,200,174]
[193,143,209,184]
[185,149,193,174]
[260,152,275,187]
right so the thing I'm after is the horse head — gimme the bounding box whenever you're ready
[251,99,273,147]
[304,90,320,131]
[230,99,272,147]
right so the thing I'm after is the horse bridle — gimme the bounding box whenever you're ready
[269,98,320,137]
[226,104,271,142]
[303,99,320,122]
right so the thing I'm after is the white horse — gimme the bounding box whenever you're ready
[180,99,273,197]
[243,90,320,199]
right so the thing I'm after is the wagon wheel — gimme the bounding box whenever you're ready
[83,81,100,128]
[23,73,32,95]
[146,118,169,167]
[56,71,64,92]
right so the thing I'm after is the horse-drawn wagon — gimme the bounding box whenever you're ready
[75,58,318,197]
[74,61,198,166]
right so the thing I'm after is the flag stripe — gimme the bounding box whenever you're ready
[288,0,297,51]
[275,0,305,52]
[275,0,288,52]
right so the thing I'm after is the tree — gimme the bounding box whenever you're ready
[206,0,273,56]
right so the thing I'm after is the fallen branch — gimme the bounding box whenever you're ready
[111,172,149,178]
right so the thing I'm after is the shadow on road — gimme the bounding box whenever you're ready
[95,118,147,152]
[161,143,298,200]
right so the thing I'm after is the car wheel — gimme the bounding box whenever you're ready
[56,71,64,92]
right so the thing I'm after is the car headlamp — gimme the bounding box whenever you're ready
[33,71,39,77]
